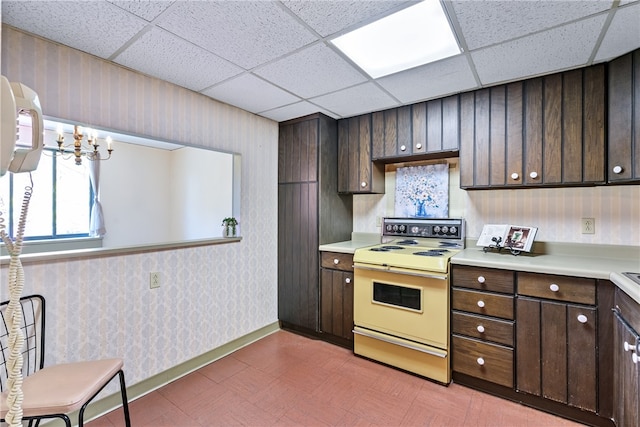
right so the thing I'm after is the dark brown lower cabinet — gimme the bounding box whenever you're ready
[320,252,354,348]
[516,297,597,412]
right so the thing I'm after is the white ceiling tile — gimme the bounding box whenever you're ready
[377,55,478,104]
[260,101,336,122]
[452,0,612,50]
[594,2,640,62]
[281,0,413,37]
[254,43,368,99]
[155,1,317,69]
[311,83,399,117]
[1,1,147,58]
[114,27,243,92]
[202,74,301,114]
[471,14,608,85]
[107,0,174,21]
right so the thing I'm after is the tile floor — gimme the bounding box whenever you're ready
[88,330,584,426]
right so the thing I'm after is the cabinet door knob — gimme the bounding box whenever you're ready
[477,300,485,308]
[529,171,539,179]
[477,325,485,333]
[400,145,406,151]
[361,181,367,188]
[333,259,339,265]
[345,278,351,284]
[510,172,520,180]
[477,357,485,366]
[577,314,588,324]
[549,284,559,292]
[415,143,422,150]
[613,165,623,174]
[477,276,485,283]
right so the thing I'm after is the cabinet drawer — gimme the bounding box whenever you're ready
[452,266,514,294]
[452,335,514,388]
[321,252,354,272]
[452,311,514,346]
[518,272,595,305]
[452,288,514,320]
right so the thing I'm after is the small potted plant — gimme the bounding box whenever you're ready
[222,217,238,237]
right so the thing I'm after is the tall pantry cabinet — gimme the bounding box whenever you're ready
[278,113,353,333]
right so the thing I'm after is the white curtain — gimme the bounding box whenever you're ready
[87,155,106,237]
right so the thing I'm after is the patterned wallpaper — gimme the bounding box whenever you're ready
[1,25,279,394]
[354,161,640,246]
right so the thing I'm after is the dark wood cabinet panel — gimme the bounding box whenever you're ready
[278,114,353,334]
[613,308,640,427]
[608,48,640,183]
[516,297,598,413]
[461,65,605,189]
[338,115,384,193]
[320,267,354,344]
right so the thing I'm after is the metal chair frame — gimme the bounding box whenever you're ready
[0,294,131,427]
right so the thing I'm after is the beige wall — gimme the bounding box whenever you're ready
[1,25,279,395]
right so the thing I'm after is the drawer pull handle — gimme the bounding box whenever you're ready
[477,357,485,366]
[477,300,485,308]
[477,276,485,284]
[613,165,623,174]
[345,278,351,284]
[477,325,485,333]
[624,341,637,352]
[334,259,340,265]
[549,284,559,292]
[577,314,588,324]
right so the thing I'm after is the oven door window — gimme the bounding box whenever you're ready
[373,282,421,312]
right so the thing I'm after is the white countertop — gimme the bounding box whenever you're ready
[318,232,380,254]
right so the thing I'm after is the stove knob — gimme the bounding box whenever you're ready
[433,226,441,233]
[386,224,393,232]
[399,225,406,232]
[442,226,449,233]
[393,225,398,232]
[411,226,419,234]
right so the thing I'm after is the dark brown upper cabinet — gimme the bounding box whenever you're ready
[372,96,459,162]
[337,114,385,194]
[608,48,640,184]
[460,64,606,189]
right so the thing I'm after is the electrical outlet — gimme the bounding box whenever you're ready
[150,272,160,289]
[581,218,595,234]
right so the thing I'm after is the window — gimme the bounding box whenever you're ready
[0,148,92,240]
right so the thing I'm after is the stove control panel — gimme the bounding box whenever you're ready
[382,218,465,240]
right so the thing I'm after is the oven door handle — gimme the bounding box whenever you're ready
[354,263,447,280]
[353,327,447,358]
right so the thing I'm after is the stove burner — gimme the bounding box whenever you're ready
[413,250,446,257]
[439,242,460,248]
[397,239,419,245]
[382,245,405,250]
[369,247,390,252]
[369,245,405,252]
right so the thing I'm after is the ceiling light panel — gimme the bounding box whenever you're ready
[331,0,461,79]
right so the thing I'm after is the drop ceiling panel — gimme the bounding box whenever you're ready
[377,55,478,104]
[452,0,612,50]
[155,1,317,70]
[472,14,608,85]
[595,2,640,62]
[254,43,368,98]
[202,74,301,114]
[1,1,147,58]
[281,0,415,37]
[311,82,399,117]
[260,101,337,122]
[107,0,173,21]
[113,27,243,92]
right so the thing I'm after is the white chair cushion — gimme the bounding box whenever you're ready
[1,358,123,417]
